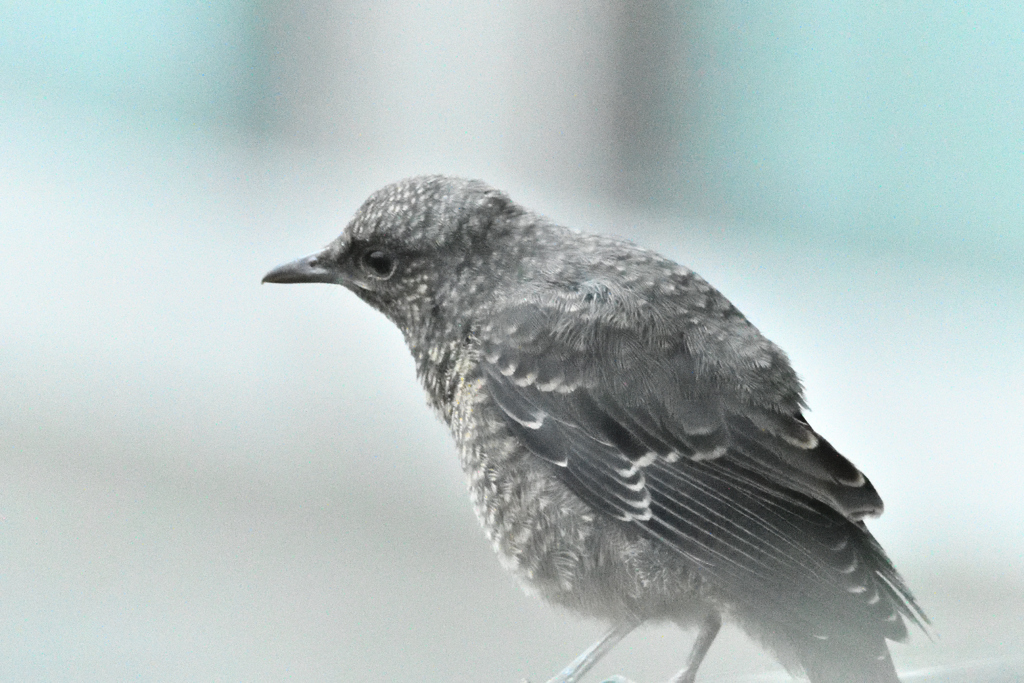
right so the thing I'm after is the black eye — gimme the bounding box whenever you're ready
[361,249,395,278]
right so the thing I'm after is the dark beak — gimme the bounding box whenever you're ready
[262,251,339,285]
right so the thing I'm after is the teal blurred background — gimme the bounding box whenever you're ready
[2,2,1022,681]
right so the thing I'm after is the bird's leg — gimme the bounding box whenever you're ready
[667,611,721,683]
[544,622,637,683]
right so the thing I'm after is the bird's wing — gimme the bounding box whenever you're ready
[478,284,925,639]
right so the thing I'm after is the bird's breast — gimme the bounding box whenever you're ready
[446,371,706,622]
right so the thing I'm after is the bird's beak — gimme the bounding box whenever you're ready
[262,250,340,285]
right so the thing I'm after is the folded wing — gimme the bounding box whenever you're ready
[479,287,926,641]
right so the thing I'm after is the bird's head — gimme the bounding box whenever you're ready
[263,175,520,331]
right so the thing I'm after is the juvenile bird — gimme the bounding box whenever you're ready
[262,175,926,683]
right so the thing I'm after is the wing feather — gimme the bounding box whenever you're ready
[478,286,927,639]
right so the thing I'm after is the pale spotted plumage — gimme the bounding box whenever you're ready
[263,175,928,683]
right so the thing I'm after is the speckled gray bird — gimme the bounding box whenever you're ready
[262,175,927,683]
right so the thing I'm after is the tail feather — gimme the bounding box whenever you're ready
[796,634,900,683]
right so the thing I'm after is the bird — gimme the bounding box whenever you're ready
[262,175,927,683]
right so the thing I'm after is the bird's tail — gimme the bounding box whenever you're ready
[795,634,900,683]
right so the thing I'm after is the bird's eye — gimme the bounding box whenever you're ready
[361,249,395,279]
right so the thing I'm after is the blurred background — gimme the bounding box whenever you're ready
[1,1,1022,681]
